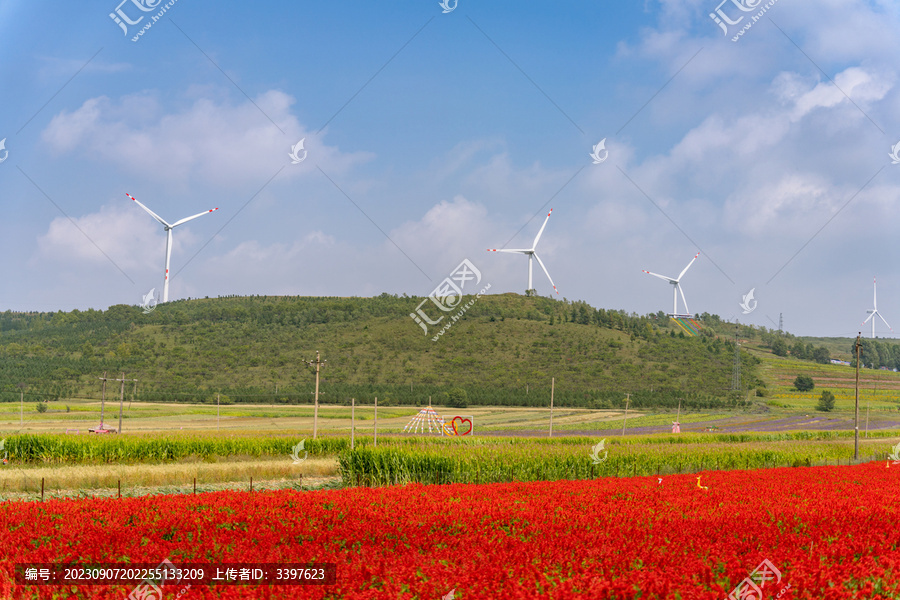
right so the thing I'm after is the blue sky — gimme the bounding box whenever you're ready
[2,0,900,337]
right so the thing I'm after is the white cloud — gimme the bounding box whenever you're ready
[41,90,372,187]
[36,203,160,272]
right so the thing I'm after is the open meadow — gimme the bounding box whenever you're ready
[4,363,900,597]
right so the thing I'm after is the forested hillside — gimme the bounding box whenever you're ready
[0,294,767,409]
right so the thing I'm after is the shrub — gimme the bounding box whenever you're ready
[816,391,835,412]
[793,375,815,392]
[36,402,48,413]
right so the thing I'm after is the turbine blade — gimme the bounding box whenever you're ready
[172,207,219,228]
[532,253,559,295]
[127,193,170,227]
[531,208,553,250]
[642,270,675,283]
[678,284,690,316]
[488,249,530,253]
[878,312,893,332]
[873,277,878,311]
[677,252,700,281]
[862,313,875,325]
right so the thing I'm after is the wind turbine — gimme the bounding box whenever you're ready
[862,277,893,339]
[642,252,700,317]
[126,193,218,303]
[488,208,559,295]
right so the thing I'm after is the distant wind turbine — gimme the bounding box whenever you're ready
[488,209,559,296]
[126,193,218,303]
[642,252,700,317]
[862,277,893,339]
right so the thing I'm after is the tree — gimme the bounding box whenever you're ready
[447,387,468,409]
[793,375,815,392]
[816,391,835,412]
[770,338,788,357]
[811,346,830,364]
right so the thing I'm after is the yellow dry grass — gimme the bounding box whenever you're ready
[0,457,338,493]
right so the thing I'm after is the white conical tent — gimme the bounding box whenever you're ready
[402,405,453,435]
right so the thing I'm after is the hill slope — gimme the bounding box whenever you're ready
[0,294,761,409]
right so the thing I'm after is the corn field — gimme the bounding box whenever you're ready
[2,434,348,463]
[338,436,899,486]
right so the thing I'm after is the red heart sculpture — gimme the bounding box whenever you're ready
[451,417,472,436]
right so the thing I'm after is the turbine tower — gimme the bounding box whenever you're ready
[127,193,218,303]
[862,277,893,339]
[642,252,700,317]
[488,209,559,296]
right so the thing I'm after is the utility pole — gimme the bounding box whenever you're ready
[854,333,861,461]
[622,393,630,436]
[305,351,326,439]
[99,372,108,428]
[351,397,355,450]
[549,377,555,438]
[374,397,378,447]
[217,394,220,431]
[20,389,23,428]
[115,373,137,434]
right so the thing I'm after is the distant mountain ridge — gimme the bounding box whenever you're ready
[0,294,764,409]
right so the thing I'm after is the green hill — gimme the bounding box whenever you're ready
[0,294,765,409]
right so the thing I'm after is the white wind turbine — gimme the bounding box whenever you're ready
[642,252,700,317]
[862,277,893,339]
[488,208,559,295]
[127,193,218,303]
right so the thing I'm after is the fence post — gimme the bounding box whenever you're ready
[193,478,196,494]
[250,477,253,492]
[118,479,121,499]
[41,478,44,502]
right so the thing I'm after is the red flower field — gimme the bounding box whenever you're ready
[1,463,899,599]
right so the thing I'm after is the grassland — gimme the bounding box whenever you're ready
[748,344,900,411]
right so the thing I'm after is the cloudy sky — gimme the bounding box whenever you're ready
[1,0,899,337]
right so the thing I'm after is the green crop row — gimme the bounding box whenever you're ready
[1,434,348,464]
[338,439,895,486]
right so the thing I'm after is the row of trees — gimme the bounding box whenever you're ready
[768,337,830,363]
[850,338,900,371]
